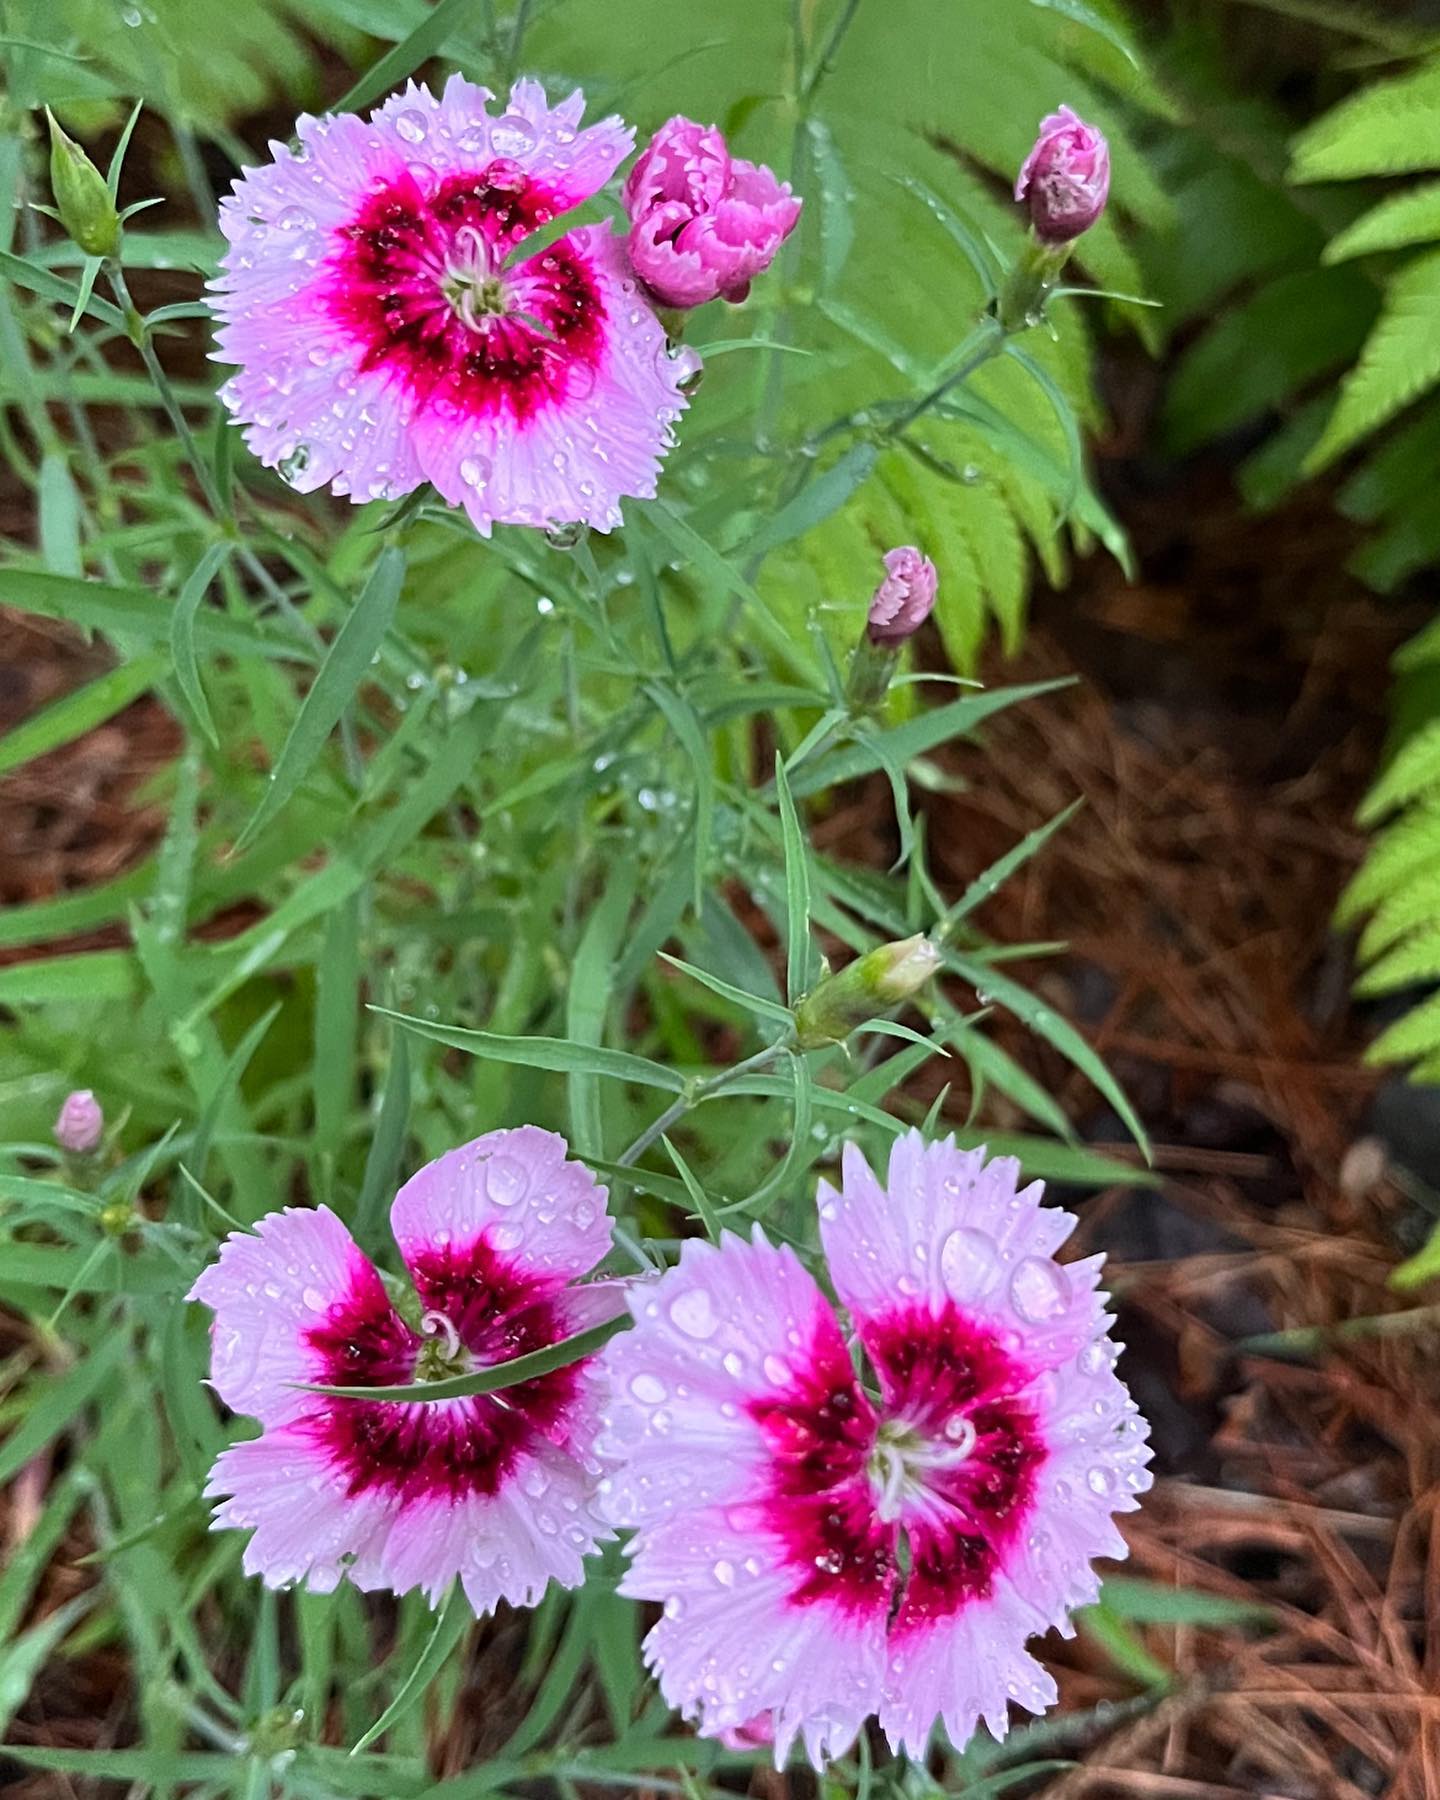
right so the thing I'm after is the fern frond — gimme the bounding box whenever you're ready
[1291,55,1440,183]
[1306,249,1440,470]
[1364,989,1440,1068]
[1355,926,1440,997]
[1324,179,1440,264]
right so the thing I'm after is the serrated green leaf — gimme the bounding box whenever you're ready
[1291,56,1440,182]
[1325,178,1440,264]
[1308,251,1440,471]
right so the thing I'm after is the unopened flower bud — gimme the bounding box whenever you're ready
[866,546,938,647]
[1014,106,1109,245]
[847,546,939,709]
[46,111,121,259]
[623,116,801,308]
[55,1088,104,1154]
[793,934,942,1050]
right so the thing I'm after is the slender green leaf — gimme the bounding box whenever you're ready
[374,1009,686,1093]
[234,546,405,852]
[303,1315,625,1403]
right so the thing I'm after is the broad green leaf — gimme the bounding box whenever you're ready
[1325,178,1440,264]
[736,440,879,563]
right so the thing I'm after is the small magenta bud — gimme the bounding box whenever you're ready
[623,116,801,309]
[867,546,938,647]
[1015,106,1110,244]
[46,110,121,259]
[55,1088,104,1154]
[794,934,942,1050]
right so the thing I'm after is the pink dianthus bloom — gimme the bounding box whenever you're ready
[622,117,801,308]
[210,77,692,535]
[189,1127,618,1613]
[598,1132,1152,1767]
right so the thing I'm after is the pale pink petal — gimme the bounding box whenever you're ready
[361,1390,613,1611]
[879,1576,1058,1756]
[601,1229,894,1763]
[597,1229,847,1527]
[388,1125,611,1289]
[205,1426,396,1593]
[187,1205,382,1428]
[625,1505,886,1768]
[818,1132,1101,1368]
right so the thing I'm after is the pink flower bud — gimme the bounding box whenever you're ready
[623,116,801,309]
[55,1089,103,1154]
[866,546,938,646]
[1015,106,1110,244]
[717,1714,774,1753]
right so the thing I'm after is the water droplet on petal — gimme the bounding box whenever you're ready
[629,1372,667,1405]
[668,1287,718,1339]
[761,1353,791,1387]
[1010,1256,1072,1324]
[487,1155,529,1206]
[491,113,538,157]
[301,1287,327,1312]
[460,454,491,488]
[712,1558,736,1587]
[395,109,428,145]
[1087,1465,1113,1496]
[665,344,704,394]
[940,1226,998,1297]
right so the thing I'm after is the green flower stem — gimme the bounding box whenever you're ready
[615,1039,793,1174]
[885,313,1006,441]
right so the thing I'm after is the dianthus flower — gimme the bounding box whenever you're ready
[599,1132,1152,1766]
[189,1128,617,1613]
[210,77,691,534]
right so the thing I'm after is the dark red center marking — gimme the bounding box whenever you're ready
[321,164,605,423]
[747,1303,1045,1633]
[301,1241,583,1508]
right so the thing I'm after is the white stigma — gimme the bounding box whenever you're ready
[419,1310,462,1360]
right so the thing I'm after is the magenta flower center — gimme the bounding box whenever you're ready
[323,162,606,423]
[299,1241,585,1506]
[748,1302,1044,1634]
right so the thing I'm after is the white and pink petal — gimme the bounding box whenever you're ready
[188,1205,392,1429]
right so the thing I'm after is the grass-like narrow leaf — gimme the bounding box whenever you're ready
[301,1314,625,1403]
[233,545,405,853]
